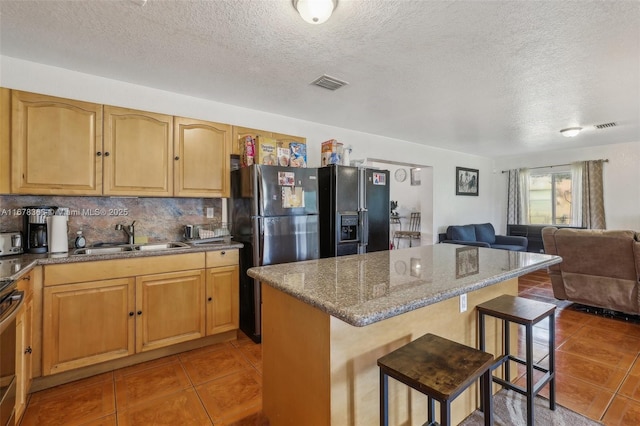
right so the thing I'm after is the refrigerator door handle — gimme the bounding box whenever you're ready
[360,209,369,249]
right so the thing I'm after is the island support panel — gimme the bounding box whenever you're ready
[262,278,517,426]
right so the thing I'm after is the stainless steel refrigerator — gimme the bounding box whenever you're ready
[229,165,319,343]
[318,164,390,257]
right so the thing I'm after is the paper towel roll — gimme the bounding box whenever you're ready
[47,215,69,253]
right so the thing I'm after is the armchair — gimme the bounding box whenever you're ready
[440,223,528,252]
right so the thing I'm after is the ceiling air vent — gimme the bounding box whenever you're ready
[594,122,617,129]
[311,74,349,91]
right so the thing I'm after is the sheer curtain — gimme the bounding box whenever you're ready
[507,168,529,224]
[571,162,583,226]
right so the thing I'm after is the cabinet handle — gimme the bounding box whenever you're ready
[208,297,213,302]
[137,311,142,315]
[25,346,32,354]
[22,276,30,281]
[104,152,110,157]
[129,312,134,317]
[97,152,102,157]
[221,251,226,255]
[174,156,180,161]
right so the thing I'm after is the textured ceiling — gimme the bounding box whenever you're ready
[1,0,638,157]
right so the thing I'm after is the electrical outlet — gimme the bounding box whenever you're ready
[206,207,214,218]
[459,293,467,313]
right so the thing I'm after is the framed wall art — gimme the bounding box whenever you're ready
[456,167,479,196]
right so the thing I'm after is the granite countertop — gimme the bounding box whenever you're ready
[248,244,562,327]
[0,240,243,282]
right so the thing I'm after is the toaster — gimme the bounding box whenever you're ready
[0,232,24,257]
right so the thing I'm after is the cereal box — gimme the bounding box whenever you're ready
[321,139,343,166]
[239,136,254,167]
[289,142,307,168]
[277,147,290,167]
[255,136,277,165]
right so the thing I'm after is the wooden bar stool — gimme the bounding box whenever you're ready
[477,295,556,426]
[377,333,494,426]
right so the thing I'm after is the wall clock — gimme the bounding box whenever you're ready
[394,168,407,182]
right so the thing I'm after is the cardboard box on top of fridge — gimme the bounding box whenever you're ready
[239,135,255,167]
[276,147,290,167]
[255,136,277,165]
[321,139,343,166]
[276,139,307,168]
[288,142,307,168]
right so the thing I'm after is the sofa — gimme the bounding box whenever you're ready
[439,223,528,251]
[542,227,640,315]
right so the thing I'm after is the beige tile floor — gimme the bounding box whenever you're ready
[19,270,640,425]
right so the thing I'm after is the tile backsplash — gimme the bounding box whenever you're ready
[0,195,222,247]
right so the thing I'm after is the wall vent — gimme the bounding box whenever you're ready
[311,74,349,91]
[594,122,617,129]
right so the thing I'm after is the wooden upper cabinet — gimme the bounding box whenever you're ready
[231,126,273,156]
[231,126,307,157]
[11,90,103,195]
[103,106,173,196]
[174,117,231,198]
[0,88,10,194]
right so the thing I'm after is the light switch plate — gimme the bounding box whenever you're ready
[206,207,214,218]
[460,293,467,312]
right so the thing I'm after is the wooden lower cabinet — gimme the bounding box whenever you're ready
[206,265,239,335]
[136,269,206,353]
[43,278,135,375]
[41,251,239,376]
[15,272,34,422]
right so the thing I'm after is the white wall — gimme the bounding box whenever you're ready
[492,140,640,231]
[1,55,497,241]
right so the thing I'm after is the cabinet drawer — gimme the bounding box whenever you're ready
[44,253,205,286]
[206,249,238,268]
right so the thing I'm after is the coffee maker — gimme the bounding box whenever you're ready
[23,206,56,253]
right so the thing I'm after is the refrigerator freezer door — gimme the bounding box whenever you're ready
[256,166,318,217]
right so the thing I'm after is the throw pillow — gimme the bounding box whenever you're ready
[449,225,476,242]
[475,223,496,244]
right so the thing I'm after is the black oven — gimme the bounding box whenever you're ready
[0,279,23,426]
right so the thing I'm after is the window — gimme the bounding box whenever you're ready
[528,171,572,225]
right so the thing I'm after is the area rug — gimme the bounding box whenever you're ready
[459,389,602,425]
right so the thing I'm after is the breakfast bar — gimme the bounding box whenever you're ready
[248,244,562,426]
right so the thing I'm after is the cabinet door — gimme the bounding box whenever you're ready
[15,295,32,423]
[103,106,173,196]
[42,278,135,375]
[136,270,205,353]
[11,90,103,195]
[271,132,306,145]
[0,88,10,194]
[206,265,239,335]
[174,117,231,197]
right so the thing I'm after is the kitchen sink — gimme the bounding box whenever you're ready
[133,242,190,251]
[73,246,133,255]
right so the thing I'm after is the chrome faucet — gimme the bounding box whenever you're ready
[115,221,136,245]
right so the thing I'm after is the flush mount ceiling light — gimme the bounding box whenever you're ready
[560,127,582,138]
[293,0,337,24]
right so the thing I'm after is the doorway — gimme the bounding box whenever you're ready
[359,159,433,248]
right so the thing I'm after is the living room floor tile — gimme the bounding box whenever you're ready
[544,371,614,421]
[554,349,627,392]
[559,334,638,371]
[602,395,640,425]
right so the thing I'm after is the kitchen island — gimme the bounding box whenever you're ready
[248,244,561,426]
